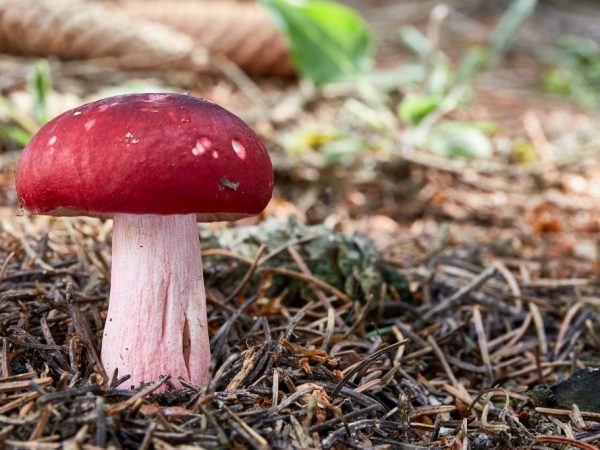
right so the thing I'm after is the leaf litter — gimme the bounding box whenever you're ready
[0,2,600,447]
[0,212,598,449]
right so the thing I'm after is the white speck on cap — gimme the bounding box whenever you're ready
[231,138,246,160]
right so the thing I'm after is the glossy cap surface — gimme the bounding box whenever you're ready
[16,93,273,221]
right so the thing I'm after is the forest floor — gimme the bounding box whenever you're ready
[0,1,599,449]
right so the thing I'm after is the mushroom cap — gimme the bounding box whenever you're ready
[16,93,273,221]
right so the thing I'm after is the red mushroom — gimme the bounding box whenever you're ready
[16,93,273,388]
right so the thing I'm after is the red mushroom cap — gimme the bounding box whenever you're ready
[16,93,273,221]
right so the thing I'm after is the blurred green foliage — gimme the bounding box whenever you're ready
[542,35,600,108]
[397,93,440,126]
[1,0,540,166]
[261,0,373,85]
[0,59,51,148]
[427,121,495,159]
[28,59,52,125]
[282,123,370,166]
[489,0,537,60]
[394,0,536,159]
[276,0,537,163]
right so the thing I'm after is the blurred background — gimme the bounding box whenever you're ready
[0,0,598,277]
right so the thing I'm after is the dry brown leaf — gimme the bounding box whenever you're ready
[119,0,295,76]
[296,382,332,424]
[0,0,206,69]
[526,201,563,234]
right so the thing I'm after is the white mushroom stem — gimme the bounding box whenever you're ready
[101,213,210,389]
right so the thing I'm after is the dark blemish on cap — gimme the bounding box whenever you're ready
[220,178,239,191]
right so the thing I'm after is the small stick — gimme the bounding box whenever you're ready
[224,405,269,450]
[260,234,319,263]
[95,397,107,448]
[3,337,66,352]
[0,372,36,383]
[472,305,493,380]
[283,303,311,340]
[226,347,260,391]
[39,385,100,403]
[0,338,9,378]
[570,404,587,431]
[321,308,336,351]
[522,278,589,288]
[211,295,259,359]
[536,407,600,420]
[288,245,345,327]
[534,435,598,450]
[0,377,53,393]
[529,301,548,355]
[492,260,522,313]
[332,340,409,398]
[203,248,253,265]
[555,301,584,356]
[416,266,497,326]
[341,294,375,340]
[260,267,352,304]
[308,404,380,433]
[534,345,545,384]
[29,404,52,440]
[0,392,39,415]
[2,440,60,449]
[0,218,55,272]
[271,368,279,408]
[427,335,457,387]
[39,316,71,372]
[480,402,509,433]
[65,284,107,381]
[0,251,15,283]
[106,376,169,415]
[225,244,265,303]
[269,386,313,415]
[139,421,157,450]
[198,404,230,447]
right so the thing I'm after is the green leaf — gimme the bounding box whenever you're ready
[398,94,440,125]
[0,96,39,135]
[344,98,396,132]
[367,64,424,92]
[398,25,430,58]
[512,138,537,164]
[282,123,340,156]
[427,122,493,159]
[261,0,373,85]
[470,121,499,135]
[320,137,365,165]
[27,59,52,125]
[457,46,491,82]
[489,0,537,59]
[426,54,453,96]
[0,124,32,147]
